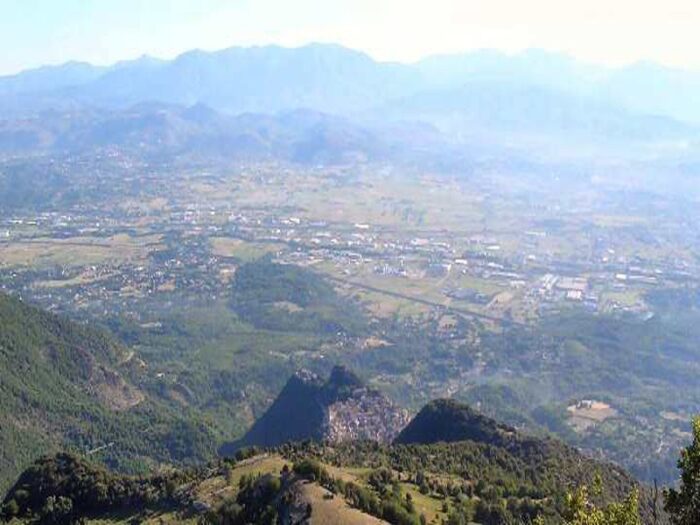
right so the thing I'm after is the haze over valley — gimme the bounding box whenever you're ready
[2,5,700,524]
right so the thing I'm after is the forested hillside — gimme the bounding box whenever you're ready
[0,293,217,494]
[1,399,666,524]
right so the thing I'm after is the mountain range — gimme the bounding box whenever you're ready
[2,44,700,124]
[0,43,698,157]
[0,105,394,163]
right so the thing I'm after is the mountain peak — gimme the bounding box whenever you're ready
[220,366,409,454]
[327,365,363,390]
[394,398,515,446]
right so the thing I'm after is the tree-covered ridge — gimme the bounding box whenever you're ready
[395,398,517,447]
[2,395,684,524]
[0,293,218,495]
[0,452,200,522]
[285,436,652,523]
[1,428,656,525]
[229,258,368,335]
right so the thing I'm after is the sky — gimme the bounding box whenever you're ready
[2,0,700,75]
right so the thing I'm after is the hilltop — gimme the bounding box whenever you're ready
[395,398,516,446]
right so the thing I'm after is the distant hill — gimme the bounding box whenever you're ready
[0,104,387,162]
[415,49,700,125]
[0,61,106,95]
[0,293,217,494]
[221,366,410,454]
[378,80,695,146]
[229,259,369,334]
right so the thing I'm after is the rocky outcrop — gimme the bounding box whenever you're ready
[325,389,410,444]
[220,366,409,454]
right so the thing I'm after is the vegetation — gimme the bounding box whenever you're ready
[665,417,700,525]
[0,293,217,494]
[0,452,200,523]
[559,478,641,525]
[395,398,515,446]
[1,398,662,525]
[230,258,368,335]
[277,393,656,524]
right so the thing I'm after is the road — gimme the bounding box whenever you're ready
[326,275,525,327]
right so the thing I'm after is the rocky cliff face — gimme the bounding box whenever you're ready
[220,366,409,454]
[325,389,410,443]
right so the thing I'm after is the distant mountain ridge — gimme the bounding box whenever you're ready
[0,105,387,162]
[0,44,419,117]
[1,43,699,128]
[221,366,410,454]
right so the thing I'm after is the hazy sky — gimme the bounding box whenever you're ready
[2,0,700,75]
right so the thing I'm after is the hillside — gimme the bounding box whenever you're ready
[0,105,386,162]
[1,400,665,524]
[222,365,410,453]
[0,293,217,494]
[229,259,369,335]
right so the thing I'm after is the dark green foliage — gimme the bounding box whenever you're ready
[233,447,262,461]
[665,417,700,525]
[293,458,329,483]
[280,414,656,524]
[0,293,217,494]
[1,453,197,523]
[210,473,283,525]
[229,258,367,335]
[395,398,515,446]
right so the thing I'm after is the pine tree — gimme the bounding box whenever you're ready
[665,417,700,525]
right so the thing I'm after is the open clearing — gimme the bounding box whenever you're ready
[567,400,618,432]
[303,482,387,525]
[209,237,281,262]
[0,234,161,268]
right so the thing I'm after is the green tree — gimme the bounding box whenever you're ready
[563,483,641,525]
[1,498,19,519]
[665,417,700,525]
